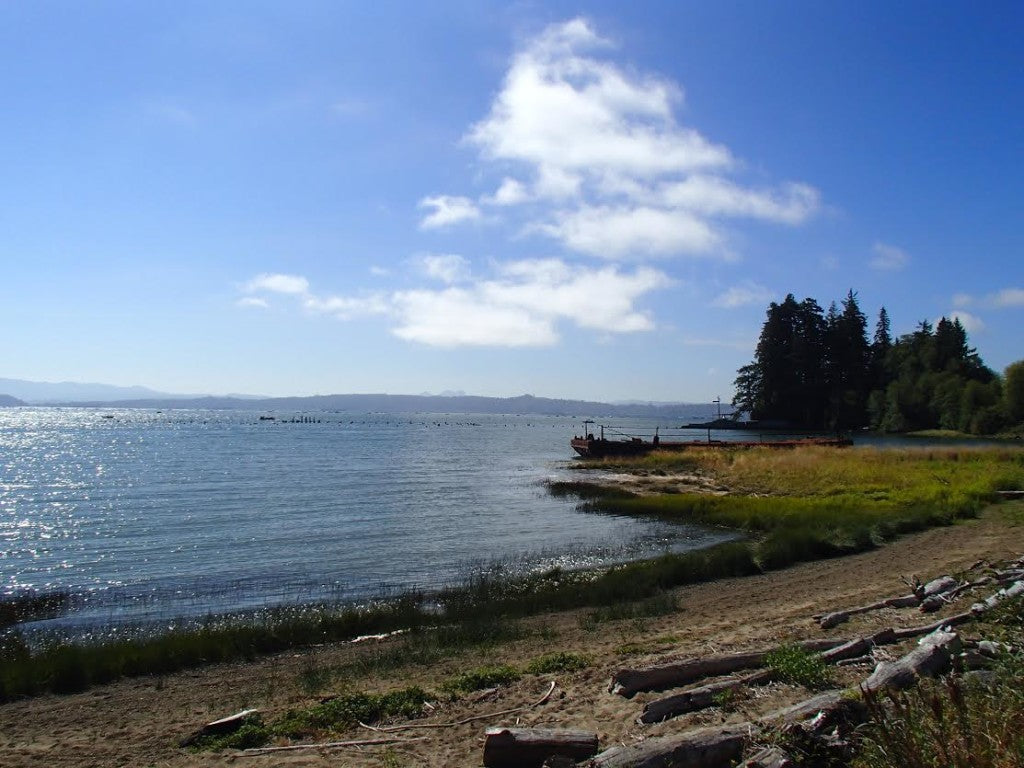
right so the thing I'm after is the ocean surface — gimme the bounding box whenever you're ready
[1,408,742,633]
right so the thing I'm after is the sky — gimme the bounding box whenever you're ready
[1,1,1022,402]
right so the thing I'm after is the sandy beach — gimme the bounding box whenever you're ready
[2,504,1022,768]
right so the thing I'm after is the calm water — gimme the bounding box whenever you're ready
[0,408,737,630]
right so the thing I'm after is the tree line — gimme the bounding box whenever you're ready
[733,291,1024,434]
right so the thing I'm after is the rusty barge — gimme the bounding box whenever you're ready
[570,422,852,458]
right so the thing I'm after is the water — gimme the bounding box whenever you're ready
[0,408,736,630]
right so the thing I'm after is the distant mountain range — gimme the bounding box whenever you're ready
[0,377,721,419]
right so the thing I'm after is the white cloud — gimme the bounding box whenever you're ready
[236,297,269,309]
[418,195,481,229]
[952,292,973,308]
[483,177,531,206]
[239,260,666,348]
[369,265,392,277]
[244,273,311,295]
[948,311,985,333]
[539,205,719,258]
[303,293,389,320]
[431,17,819,259]
[712,281,773,309]
[870,242,910,271]
[418,254,471,283]
[991,287,1024,307]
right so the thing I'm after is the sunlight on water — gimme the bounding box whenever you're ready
[0,408,733,631]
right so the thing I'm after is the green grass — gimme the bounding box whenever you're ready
[441,664,520,695]
[525,651,590,675]
[764,643,835,690]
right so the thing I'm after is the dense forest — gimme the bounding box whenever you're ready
[733,291,1024,434]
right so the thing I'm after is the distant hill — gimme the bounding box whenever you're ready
[39,391,720,420]
[0,394,25,407]
[0,377,214,404]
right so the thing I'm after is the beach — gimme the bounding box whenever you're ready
[2,502,1021,767]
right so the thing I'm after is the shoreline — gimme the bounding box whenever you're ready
[1,503,1022,766]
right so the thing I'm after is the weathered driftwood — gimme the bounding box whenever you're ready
[640,628,897,724]
[587,724,750,768]
[816,575,962,629]
[971,579,1024,614]
[862,629,962,693]
[610,639,844,698]
[890,610,975,640]
[483,727,599,768]
[817,593,919,629]
[819,627,896,663]
[639,670,773,724]
[179,708,259,747]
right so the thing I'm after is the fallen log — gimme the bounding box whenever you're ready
[639,670,772,724]
[862,629,962,693]
[921,575,958,598]
[819,627,896,664]
[610,639,844,698]
[890,610,974,640]
[587,724,750,768]
[971,579,1024,614]
[817,593,919,629]
[483,727,599,768]
[179,708,259,747]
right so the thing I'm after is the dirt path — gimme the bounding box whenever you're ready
[2,505,1022,768]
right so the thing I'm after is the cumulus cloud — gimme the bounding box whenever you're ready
[712,281,773,309]
[870,242,910,271]
[238,259,666,347]
[427,17,819,259]
[418,195,481,229]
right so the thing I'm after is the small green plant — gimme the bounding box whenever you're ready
[441,664,520,695]
[711,686,737,710]
[186,714,271,751]
[765,644,835,690]
[526,651,590,675]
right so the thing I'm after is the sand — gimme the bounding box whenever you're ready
[2,505,1022,768]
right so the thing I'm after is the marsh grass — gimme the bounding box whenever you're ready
[525,650,590,674]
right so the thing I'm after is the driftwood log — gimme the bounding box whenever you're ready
[587,724,750,768]
[640,670,772,724]
[739,746,793,768]
[482,727,599,768]
[640,628,896,724]
[610,639,844,698]
[862,629,962,692]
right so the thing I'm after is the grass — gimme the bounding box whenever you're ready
[3,445,1022,703]
[441,664,521,695]
[525,651,590,674]
[764,643,835,690]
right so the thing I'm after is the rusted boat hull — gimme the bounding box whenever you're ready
[571,436,851,458]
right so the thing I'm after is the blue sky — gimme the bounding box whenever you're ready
[2,1,1021,402]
